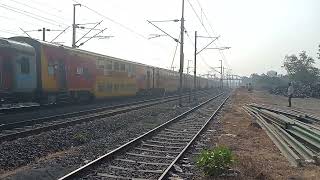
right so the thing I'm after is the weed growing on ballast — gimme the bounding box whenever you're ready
[196,146,235,177]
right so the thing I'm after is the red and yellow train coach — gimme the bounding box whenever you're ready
[1,36,214,104]
[1,37,183,104]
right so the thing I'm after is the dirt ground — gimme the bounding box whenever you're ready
[214,88,320,180]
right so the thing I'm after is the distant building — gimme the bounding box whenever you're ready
[267,70,277,77]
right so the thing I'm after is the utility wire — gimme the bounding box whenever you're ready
[187,0,230,69]
[1,3,66,26]
[9,0,70,24]
[185,26,219,75]
[0,29,20,36]
[24,0,67,15]
[170,33,181,69]
[73,0,149,40]
[186,0,210,36]
[0,15,40,27]
[0,3,64,27]
[195,0,230,68]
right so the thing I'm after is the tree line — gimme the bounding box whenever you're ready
[244,45,320,98]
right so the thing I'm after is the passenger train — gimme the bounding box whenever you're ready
[0,36,217,104]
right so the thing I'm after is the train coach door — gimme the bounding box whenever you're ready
[57,60,67,90]
[147,71,151,89]
[0,55,13,90]
[156,69,160,88]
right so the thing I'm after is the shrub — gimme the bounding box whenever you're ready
[196,146,235,177]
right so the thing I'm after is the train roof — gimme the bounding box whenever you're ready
[10,36,171,70]
[0,37,35,54]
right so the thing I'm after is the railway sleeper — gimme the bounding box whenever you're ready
[97,173,149,180]
[115,158,170,166]
[152,136,191,142]
[133,147,180,154]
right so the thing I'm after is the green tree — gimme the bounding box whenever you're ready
[249,73,288,90]
[283,51,319,85]
[318,44,320,60]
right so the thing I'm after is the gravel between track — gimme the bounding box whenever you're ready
[0,91,219,180]
[0,94,174,124]
[171,98,230,179]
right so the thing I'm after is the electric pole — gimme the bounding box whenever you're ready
[194,31,197,98]
[193,32,220,95]
[41,28,45,41]
[187,59,191,103]
[220,60,223,89]
[186,60,192,75]
[226,74,229,88]
[178,0,185,106]
[72,3,81,48]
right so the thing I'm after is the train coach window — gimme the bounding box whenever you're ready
[114,62,119,71]
[106,61,113,70]
[20,57,30,74]
[48,65,54,75]
[3,60,12,72]
[76,67,84,75]
[120,63,125,72]
[114,84,119,91]
[83,68,90,79]
[106,83,112,92]
[120,84,124,90]
[97,59,104,69]
[98,83,104,92]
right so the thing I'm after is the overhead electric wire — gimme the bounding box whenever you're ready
[73,0,148,40]
[24,0,67,15]
[194,0,230,68]
[0,3,64,27]
[185,27,213,74]
[185,26,222,76]
[170,33,181,69]
[0,1,89,42]
[9,0,71,24]
[0,15,40,27]
[187,0,230,69]
[186,0,211,36]
[0,29,20,36]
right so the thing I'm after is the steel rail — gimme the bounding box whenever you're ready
[244,105,320,166]
[158,93,230,179]
[58,92,227,180]
[250,103,320,123]
[244,106,300,167]
[0,90,209,132]
[0,89,208,115]
[0,91,211,143]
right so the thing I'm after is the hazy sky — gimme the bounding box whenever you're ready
[0,0,319,76]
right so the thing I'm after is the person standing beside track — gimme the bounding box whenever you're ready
[287,82,294,107]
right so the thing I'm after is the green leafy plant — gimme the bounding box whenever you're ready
[196,146,235,177]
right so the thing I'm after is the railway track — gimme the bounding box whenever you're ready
[58,91,230,180]
[0,93,184,116]
[0,90,211,143]
[0,102,40,115]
